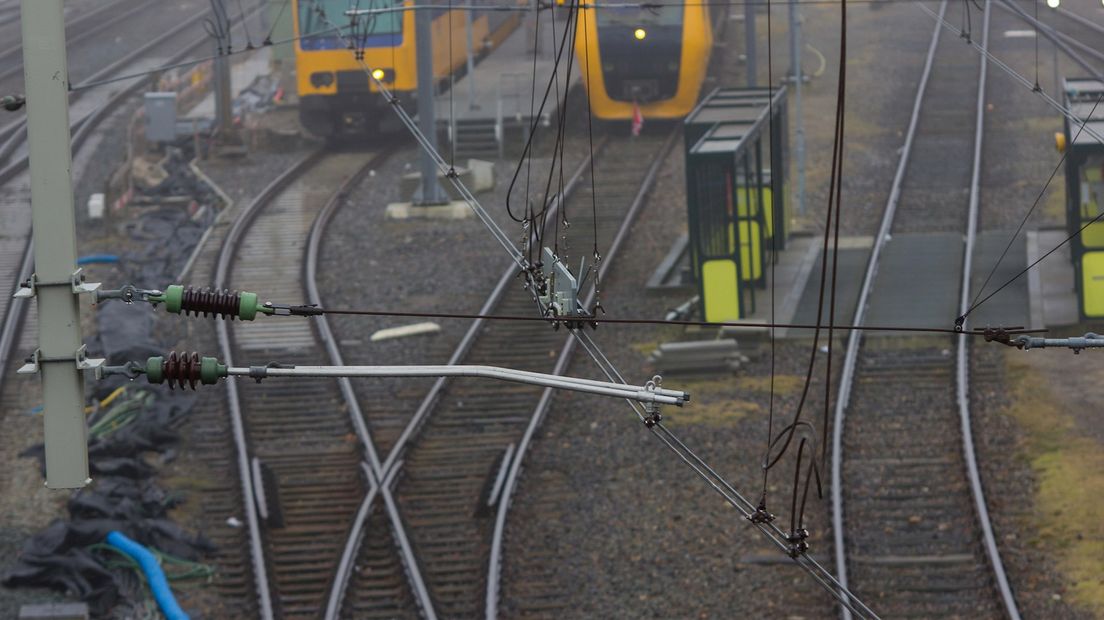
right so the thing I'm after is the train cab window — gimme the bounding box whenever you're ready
[299,0,402,49]
[596,5,683,27]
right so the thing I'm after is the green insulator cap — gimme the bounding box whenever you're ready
[162,285,185,314]
[238,291,261,321]
[200,356,228,384]
[146,356,165,384]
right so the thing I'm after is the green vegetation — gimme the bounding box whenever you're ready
[1004,353,1104,614]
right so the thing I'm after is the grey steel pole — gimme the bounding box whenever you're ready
[214,41,234,134]
[788,0,806,215]
[745,0,757,87]
[20,0,90,488]
[466,0,478,110]
[416,0,448,204]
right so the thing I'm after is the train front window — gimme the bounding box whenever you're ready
[299,0,402,43]
[595,5,682,28]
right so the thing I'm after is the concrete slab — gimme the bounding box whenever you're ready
[1028,229,1079,327]
[787,238,872,337]
[385,200,473,219]
[864,233,963,333]
[968,231,1031,330]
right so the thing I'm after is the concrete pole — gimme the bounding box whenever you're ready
[20,0,89,488]
[744,0,757,87]
[416,0,448,204]
[788,0,806,215]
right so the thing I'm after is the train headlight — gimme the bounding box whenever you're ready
[634,28,646,40]
[371,68,386,82]
[309,72,335,88]
[1046,0,1059,8]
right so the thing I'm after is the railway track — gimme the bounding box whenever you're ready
[201,127,672,619]
[0,3,262,387]
[207,147,433,620]
[830,1,1019,618]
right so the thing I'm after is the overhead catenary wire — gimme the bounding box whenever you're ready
[280,3,881,614]
[317,305,1044,336]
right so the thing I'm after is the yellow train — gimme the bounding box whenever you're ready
[293,0,520,135]
[573,2,721,121]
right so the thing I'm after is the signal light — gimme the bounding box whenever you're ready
[634,28,646,40]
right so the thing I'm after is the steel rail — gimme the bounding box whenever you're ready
[1056,5,1104,38]
[992,1,1104,66]
[956,4,1020,618]
[831,1,1020,618]
[0,5,261,390]
[917,2,1104,146]
[325,462,380,620]
[0,0,156,98]
[377,138,597,477]
[213,148,323,620]
[484,127,677,619]
[314,2,874,613]
[0,1,216,166]
[312,139,598,618]
[830,2,947,616]
[302,145,445,620]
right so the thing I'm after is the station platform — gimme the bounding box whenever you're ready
[654,230,1042,338]
[789,231,1032,337]
[435,14,580,158]
[1027,229,1079,328]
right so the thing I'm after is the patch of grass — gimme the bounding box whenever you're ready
[736,374,805,396]
[1004,353,1104,614]
[664,398,760,428]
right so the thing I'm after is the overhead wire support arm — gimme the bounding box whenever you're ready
[98,353,690,405]
[1008,332,1104,353]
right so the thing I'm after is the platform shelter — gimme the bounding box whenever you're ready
[684,86,788,322]
[1062,78,1104,319]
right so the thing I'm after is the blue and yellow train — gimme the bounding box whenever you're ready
[293,0,521,135]
[573,1,723,121]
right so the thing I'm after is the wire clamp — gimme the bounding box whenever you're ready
[249,362,295,383]
[96,361,146,380]
[980,326,1018,347]
[642,377,664,427]
[786,528,810,558]
[953,315,966,332]
[263,302,323,317]
[94,284,164,305]
[748,499,775,524]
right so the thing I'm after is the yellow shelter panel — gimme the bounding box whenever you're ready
[1082,252,1104,317]
[735,186,774,239]
[702,259,741,322]
[726,221,763,281]
[1081,219,1104,250]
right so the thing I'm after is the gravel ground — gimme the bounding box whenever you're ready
[498,3,948,616]
[974,2,1104,617]
[317,93,592,454]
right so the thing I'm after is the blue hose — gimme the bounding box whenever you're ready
[77,254,120,266]
[105,531,189,620]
